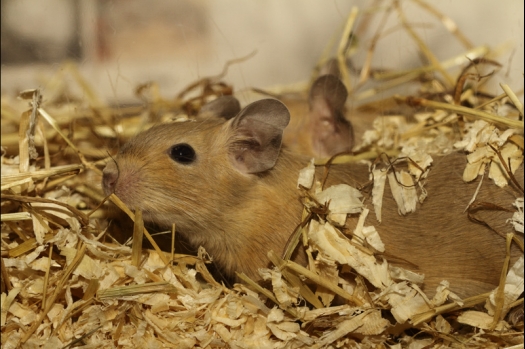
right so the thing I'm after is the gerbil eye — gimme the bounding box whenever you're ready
[169,143,196,164]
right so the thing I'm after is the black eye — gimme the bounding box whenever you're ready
[169,143,196,164]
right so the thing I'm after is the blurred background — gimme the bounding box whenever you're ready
[1,0,523,104]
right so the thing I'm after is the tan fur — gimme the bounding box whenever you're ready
[323,154,523,298]
[282,96,313,155]
[104,116,523,299]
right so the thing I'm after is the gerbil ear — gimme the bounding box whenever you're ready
[228,99,290,174]
[199,96,241,120]
[319,58,341,78]
[308,74,354,156]
[309,74,347,117]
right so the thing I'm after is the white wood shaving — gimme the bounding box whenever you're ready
[486,256,524,316]
[297,158,315,189]
[457,311,509,331]
[371,167,387,222]
[508,197,524,233]
[308,220,392,289]
[314,183,363,215]
[388,171,418,215]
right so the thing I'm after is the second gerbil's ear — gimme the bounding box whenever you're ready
[227,99,290,174]
[309,74,347,119]
[199,96,241,120]
[318,58,341,78]
[308,74,354,157]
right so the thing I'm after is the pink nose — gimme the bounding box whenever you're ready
[102,162,118,195]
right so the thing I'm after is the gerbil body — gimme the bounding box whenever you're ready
[103,99,523,299]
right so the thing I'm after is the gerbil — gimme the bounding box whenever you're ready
[103,98,523,299]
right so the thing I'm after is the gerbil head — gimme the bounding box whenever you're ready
[308,74,354,157]
[102,98,290,232]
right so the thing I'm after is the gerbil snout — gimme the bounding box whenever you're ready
[102,160,118,195]
[102,158,143,207]
[102,157,149,212]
